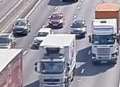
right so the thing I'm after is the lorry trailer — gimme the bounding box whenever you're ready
[0,49,23,87]
[95,3,120,32]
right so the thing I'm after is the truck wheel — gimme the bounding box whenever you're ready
[65,80,69,87]
[71,71,74,82]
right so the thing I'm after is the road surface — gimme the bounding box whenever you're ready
[5,0,120,87]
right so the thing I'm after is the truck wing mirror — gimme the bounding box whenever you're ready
[66,63,70,72]
[116,34,120,44]
[34,62,40,73]
[67,66,70,72]
[88,35,92,43]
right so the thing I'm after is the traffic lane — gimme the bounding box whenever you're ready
[52,1,80,34]
[74,1,120,87]
[23,0,96,86]
[23,50,40,86]
[71,0,120,86]
[15,0,56,49]
[23,1,82,86]
[72,46,120,87]
[19,0,72,86]
[0,0,20,19]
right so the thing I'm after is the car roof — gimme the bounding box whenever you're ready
[38,28,51,32]
[16,18,27,23]
[73,18,85,22]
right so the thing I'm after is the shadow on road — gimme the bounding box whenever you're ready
[76,46,91,62]
[75,46,114,76]
[14,34,27,38]
[48,0,74,6]
[24,80,39,87]
[75,61,114,76]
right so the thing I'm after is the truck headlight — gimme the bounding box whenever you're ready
[112,52,118,57]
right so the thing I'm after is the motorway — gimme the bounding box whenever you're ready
[2,0,120,87]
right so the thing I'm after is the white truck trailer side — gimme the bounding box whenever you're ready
[0,49,23,87]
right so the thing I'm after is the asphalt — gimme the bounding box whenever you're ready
[0,0,20,19]
[7,0,120,87]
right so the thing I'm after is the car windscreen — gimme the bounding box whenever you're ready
[15,21,26,26]
[37,32,48,37]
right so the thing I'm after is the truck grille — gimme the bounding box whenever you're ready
[97,48,110,56]
[44,79,60,82]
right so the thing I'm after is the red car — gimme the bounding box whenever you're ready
[48,13,64,29]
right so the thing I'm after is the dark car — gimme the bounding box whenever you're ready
[13,18,31,36]
[48,13,64,29]
[71,19,87,39]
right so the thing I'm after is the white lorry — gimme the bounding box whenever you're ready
[89,19,119,64]
[35,34,76,87]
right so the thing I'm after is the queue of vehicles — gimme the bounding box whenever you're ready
[0,2,120,87]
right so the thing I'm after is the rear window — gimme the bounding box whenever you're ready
[37,32,48,37]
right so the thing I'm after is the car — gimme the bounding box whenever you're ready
[70,19,87,39]
[0,33,16,48]
[48,12,64,29]
[32,28,53,49]
[62,0,78,2]
[13,18,31,36]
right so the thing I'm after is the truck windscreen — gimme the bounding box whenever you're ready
[0,38,9,44]
[40,62,64,74]
[46,48,60,54]
[92,35,115,45]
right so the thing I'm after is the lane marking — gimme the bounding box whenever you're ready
[81,69,85,74]
[23,50,28,55]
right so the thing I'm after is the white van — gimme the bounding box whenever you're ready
[32,28,53,49]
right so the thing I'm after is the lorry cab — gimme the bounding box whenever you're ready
[89,19,119,64]
[0,33,16,49]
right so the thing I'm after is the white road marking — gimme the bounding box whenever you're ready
[23,50,28,55]
[81,68,85,74]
